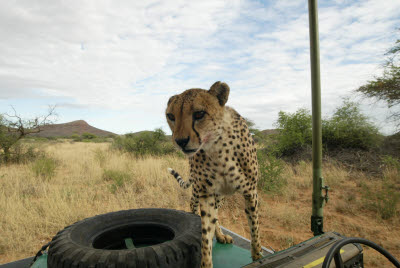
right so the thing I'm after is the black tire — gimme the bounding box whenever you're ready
[47,208,201,268]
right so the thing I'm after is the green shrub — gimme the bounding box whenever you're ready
[0,143,44,165]
[70,134,82,142]
[32,156,57,180]
[274,108,312,156]
[102,169,131,184]
[102,169,131,194]
[25,136,48,142]
[322,100,381,150]
[362,180,400,220]
[381,155,400,171]
[257,149,286,195]
[19,145,41,163]
[273,100,381,156]
[112,128,176,156]
[70,133,108,143]
[82,132,97,140]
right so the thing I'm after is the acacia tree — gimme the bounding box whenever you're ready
[357,33,400,128]
[0,106,56,163]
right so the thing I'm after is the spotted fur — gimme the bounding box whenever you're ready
[166,81,262,268]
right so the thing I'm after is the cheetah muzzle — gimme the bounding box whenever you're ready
[166,81,263,268]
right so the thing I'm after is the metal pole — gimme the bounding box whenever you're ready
[308,0,326,236]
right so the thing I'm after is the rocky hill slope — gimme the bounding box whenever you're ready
[29,120,116,138]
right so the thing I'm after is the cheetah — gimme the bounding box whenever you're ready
[166,81,262,268]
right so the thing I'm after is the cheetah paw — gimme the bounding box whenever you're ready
[252,251,263,261]
[216,234,233,244]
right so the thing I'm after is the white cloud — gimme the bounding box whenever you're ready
[0,0,242,107]
[0,0,399,134]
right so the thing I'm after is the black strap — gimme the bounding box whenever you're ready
[322,237,400,268]
[30,241,51,267]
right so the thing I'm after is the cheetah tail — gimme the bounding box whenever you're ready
[167,168,192,189]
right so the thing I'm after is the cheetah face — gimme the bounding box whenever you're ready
[166,81,230,156]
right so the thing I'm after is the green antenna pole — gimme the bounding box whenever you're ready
[308,0,327,236]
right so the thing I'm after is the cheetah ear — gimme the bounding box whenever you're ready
[208,81,230,106]
[167,95,177,106]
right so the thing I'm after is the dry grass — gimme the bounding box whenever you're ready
[0,142,399,267]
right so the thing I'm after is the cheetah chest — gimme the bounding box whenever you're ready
[212,162,244,195]
[192,153,245,196]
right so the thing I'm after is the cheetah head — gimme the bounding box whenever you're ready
[166,81,230,156]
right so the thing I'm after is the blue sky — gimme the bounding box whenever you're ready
[0,0,399,135]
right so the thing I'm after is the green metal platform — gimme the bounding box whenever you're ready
[212,239,254,267]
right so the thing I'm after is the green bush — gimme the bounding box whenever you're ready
[322,100,381,150]
[70,133,110,143]
[32,156,57,180]
[112,128,176,156]
[0,143,44,165]
[274,108,312,156]
[273,100,381,156]
[15,145,42,163]
[257,149,286,195]
[362,180,400,220]
[25,136,49,142]
[102,169,131,194]
[102,169,131,184]
[82,132,97,140]
[382,155,400,172]
[70,134,82,142]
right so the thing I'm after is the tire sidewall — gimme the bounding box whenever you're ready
[47,208,201,268]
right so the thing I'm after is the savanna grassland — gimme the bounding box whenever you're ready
[0,141,399,267]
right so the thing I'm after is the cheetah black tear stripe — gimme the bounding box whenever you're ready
[192,118,201,143]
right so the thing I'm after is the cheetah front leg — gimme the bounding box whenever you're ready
[214,196,233,244]
[244,192,262,261]
[199,195,217,268]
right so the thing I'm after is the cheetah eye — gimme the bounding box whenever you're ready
[167,113,175,121]
[193,111,206,120]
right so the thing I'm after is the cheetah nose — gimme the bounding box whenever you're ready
[175,137,190,149]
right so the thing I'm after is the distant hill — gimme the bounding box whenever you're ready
[125,130,172,140]
[29,120,116,138]
[126,131,155,137]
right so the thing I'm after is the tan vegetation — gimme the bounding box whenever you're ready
[0,142,399,267]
